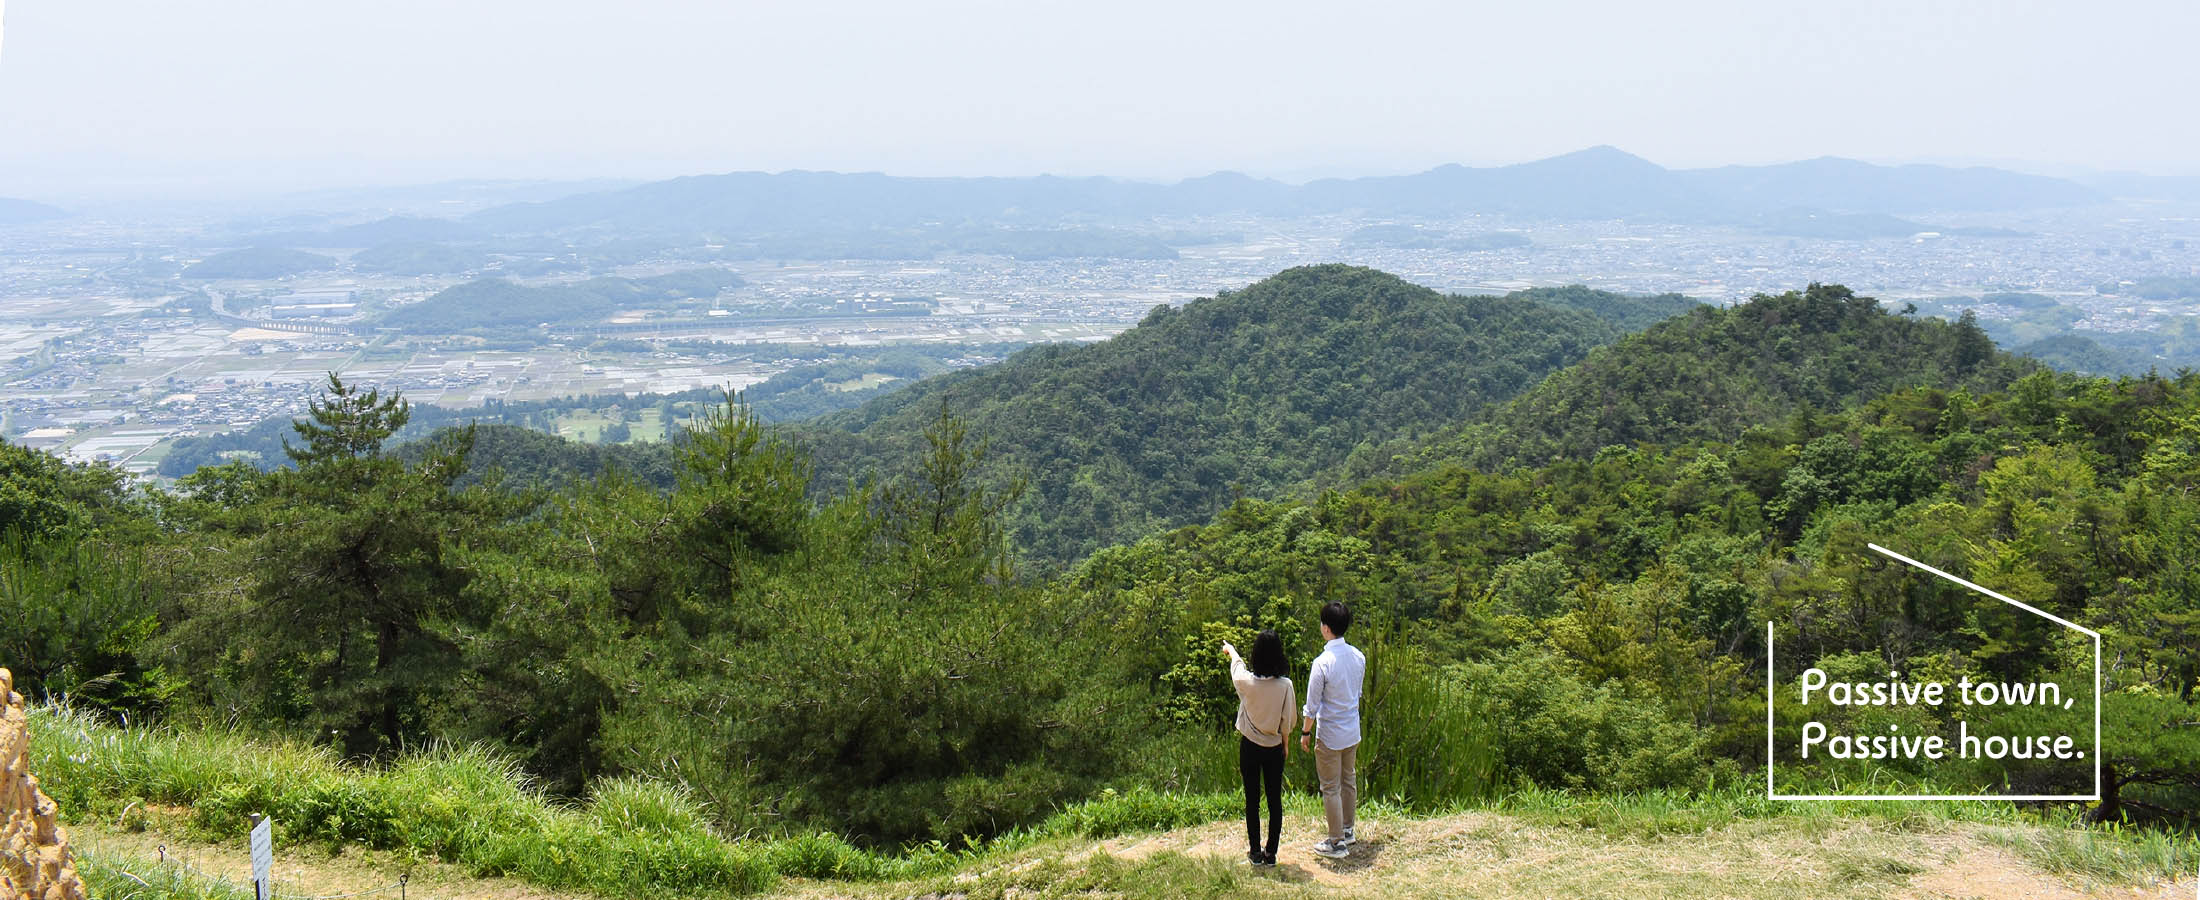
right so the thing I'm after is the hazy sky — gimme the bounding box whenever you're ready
[2,0,2196,198]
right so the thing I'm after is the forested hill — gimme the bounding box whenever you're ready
[793,265,1694,563]
[1501,284,1698,332]
[1361,283,2036,478]
[392,423,683,488]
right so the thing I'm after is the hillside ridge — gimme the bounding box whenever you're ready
[1369,282,2035,478]
[796,264,1687,561]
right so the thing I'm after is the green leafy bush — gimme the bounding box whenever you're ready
[1455,646,1709,793]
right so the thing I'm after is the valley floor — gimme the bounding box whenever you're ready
[74,811,2197,900]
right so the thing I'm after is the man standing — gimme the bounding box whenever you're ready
[1300,601,1365,859]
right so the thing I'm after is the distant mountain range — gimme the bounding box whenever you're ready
[0,198,68,225]
[464,146,2123,236]
[181,247,336,279]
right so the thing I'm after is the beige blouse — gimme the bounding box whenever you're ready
[1230,656,1297,747]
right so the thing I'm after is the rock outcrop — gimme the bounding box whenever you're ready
[1,667,86,900]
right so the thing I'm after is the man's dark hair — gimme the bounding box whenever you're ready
[1320,601,1351,638]
[1249,629,1288,679]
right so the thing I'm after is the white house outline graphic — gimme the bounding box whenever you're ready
[1765,542,2102,801]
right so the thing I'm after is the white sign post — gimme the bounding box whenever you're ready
[249,815,272,900]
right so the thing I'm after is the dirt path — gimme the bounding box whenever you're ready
[1099,811,1393,889]
[1080,812,2197,900]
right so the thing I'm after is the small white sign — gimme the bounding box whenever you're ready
[250,816,273,897]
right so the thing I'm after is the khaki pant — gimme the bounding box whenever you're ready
[1313,739,1358,840]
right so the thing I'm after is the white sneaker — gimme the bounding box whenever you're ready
[1312,838,1348,859]
[1340,825,1356,847]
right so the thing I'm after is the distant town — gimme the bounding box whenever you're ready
[5,170,2197,480]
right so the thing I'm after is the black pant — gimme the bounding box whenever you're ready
[1239,735,1284,858]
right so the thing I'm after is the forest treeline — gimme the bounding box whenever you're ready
[1335,284,2032,482]
[3,267,2195,852]
[158,348,966,478]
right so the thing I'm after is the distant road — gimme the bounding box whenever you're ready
[571,312,934,335]
[207,289,244,322]
[204,288,351,336]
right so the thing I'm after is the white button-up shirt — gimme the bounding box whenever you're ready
[1301,637,1365,749]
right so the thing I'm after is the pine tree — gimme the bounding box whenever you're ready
[284,372,410,467]
[879,400,1024,602]
[241,376,500,755]
[1954,309,1995,373]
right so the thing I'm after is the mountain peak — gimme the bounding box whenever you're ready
[1180,170,1264,186]
[816,266,1646,561]
[0,197,69,225]
[1521,145,1666,173]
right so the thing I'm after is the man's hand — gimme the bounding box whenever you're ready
[1300,734,1311,751]
[1221,641,1237,658]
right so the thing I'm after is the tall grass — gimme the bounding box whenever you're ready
[27,704,1318,895]
[31,704,772,897]
[1357,643,1500,810]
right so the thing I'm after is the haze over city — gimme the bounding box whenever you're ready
[3,0,2199,199]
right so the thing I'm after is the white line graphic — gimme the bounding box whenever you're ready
[1766,544,2100,801]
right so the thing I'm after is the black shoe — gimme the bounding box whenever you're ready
[1249,850,1271,867]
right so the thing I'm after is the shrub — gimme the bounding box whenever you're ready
[586,775,715,836]
[1454,646,1709,792]
[766,831,886,880]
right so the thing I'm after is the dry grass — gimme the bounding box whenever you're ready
[783,812,2197,900]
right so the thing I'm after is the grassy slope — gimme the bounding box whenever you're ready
[39,705,2196,900]
[73,803,2199,900]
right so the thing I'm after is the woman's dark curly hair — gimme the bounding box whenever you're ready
[1249,629,1288,679]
